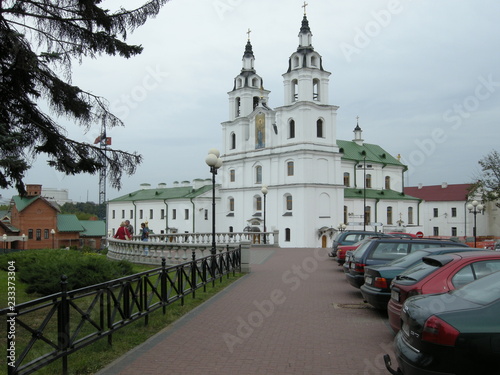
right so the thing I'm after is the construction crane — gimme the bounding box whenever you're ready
[94,130,111,206]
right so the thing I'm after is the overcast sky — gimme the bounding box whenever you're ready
[2,0,499,203]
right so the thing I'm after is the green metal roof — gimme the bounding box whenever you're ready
[0,210,9,222]
[344,188,421,201]
[0,222,19,233]
[109,184,216,202]
[337,140,406,168]
[12,195,40,212]
[12,195,60,212]
[57,214,85,233]
[79,220,106,237]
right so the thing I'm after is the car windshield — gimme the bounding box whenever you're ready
[396,261,439,282]
[452,270,500,305]
[387,250,431,267]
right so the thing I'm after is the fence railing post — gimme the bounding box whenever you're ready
[191,250,197,298]
[58,275,70,375]
[161,257,167,314]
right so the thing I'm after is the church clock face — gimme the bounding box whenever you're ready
[255,113,266,149]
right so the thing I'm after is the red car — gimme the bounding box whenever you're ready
[336,243,360,265]
[388,251,500,333]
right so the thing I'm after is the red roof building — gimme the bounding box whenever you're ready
[404,183,472,202]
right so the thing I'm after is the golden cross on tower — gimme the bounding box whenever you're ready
[247,28,251,41]
[302,1,308,15]
[356,115,360,124]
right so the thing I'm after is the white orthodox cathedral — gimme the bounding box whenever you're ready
[107,12,422,248]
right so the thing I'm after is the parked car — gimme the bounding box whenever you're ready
[484,239,500,250]
[345,238,467,289]
[329,230,386,258]
[384,270,500,375]
[336,244,358,265]
[360,245,474,310]
[336,235,390,265]
[388,251,500,333]
[386,232,418,238]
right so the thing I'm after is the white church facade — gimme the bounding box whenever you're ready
[107,12,423,247]
[217,13,421,247]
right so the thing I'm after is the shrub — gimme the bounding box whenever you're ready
[0,249,134,295]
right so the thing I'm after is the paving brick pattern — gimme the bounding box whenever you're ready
[97,248,396,375]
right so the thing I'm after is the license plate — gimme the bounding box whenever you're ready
[350,262,356,269]
[365,276,372,285]
[391,290,399,302]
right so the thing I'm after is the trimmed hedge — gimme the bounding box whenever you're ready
[0,249,133,295]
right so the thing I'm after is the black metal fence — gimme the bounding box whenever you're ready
[2,246,241,375]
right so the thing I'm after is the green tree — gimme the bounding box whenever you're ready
[473,150,500,201]
[0,0,170,195]
[61,201,105,219]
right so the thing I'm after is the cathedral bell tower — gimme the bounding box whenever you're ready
[227,31,270,121]
[282,11,331,105]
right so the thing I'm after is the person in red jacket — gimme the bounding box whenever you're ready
[114,222,131,240]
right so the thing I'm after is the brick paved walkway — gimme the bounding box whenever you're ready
[97,248,395,375]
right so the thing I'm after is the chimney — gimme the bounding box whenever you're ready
[441,182,448,189]
[157,183,167,189]
[26,184,42,197]
[140,183,151,190]
[418,183,423,189]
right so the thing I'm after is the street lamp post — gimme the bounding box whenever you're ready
[2,234,6,253]
[51,229,56,249]
[467,200,484,248]
[261,185,268,244]
[205,149,223,261]
[22,233,26,250]
[357,155,373,231]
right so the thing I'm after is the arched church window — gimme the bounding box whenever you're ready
[385,176,391,190]
[366,174,372,189]
[255,196,262,211]
[252,77,259,87]
[316,119,324,138]
[287,161,294,176]
[230,133,236,149]
[255,166,262,184]
[285,194,293,211]
[293,56,300,68]
[289,120,295,139]
[229,198,235,212]
[311,56,318,67]
[387,206,393,225]
[285,228,291,242]
[343,172,350,187]
[408,207,414,225]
